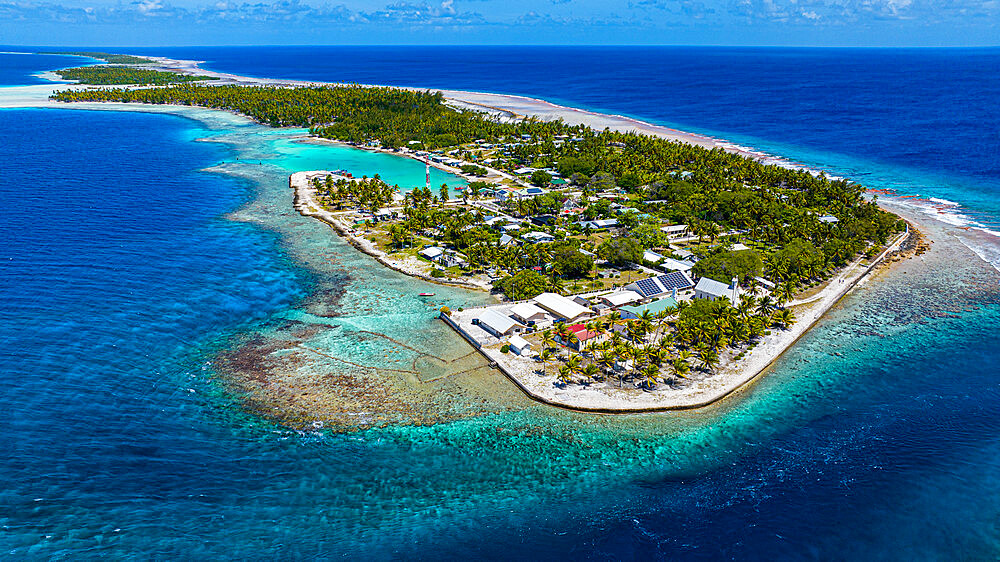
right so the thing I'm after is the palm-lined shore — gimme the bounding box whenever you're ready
[442,225,909,412]
[7,52,929,414]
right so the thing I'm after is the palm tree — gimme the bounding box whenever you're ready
[557,364,574,386]
[641,364,660,390]
[671,356,691,380]
[777,282,796,306]
[582,363,601,383]
[755,294,774,316]
[773,308,796,329]
[566,354,584,376]
[698,347,720,373]
[549,274,565,294]
[541,328,556,351]
[539,348,554,376]
[596,349,616,375]
[605,310,622,334]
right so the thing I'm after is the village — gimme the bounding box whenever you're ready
[288,133,830,401]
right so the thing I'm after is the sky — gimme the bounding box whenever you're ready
[1,0,998,47]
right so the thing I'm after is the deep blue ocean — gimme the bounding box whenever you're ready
[2,48,1000,558]
[132,46,1000,224]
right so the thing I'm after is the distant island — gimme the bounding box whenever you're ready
[50,56,911,411]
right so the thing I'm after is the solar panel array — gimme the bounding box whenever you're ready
[634,277,662,297]
[657,271,694,291]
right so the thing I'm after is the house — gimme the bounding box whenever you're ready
[509,302,550,325]
[530,214,556,226]
[598,290,642,308]
[532,292,593,323]
[672,248,695,260]
[516,187,547,198]
[624,272,696,299]
[731,243,751,252]
[619,297,678,320]
[818,215,840,224]
[661,257,695,273]
[558,323,605,351]
[513,167,537,175]
[441,251,466,268]
[579,218,618,230]
[498,233,518,247]
[484,216,514,228]
[661,224,690,239]
[643,250,665,263]
[523,231,555,243]
[694,277,741,302]
[473,309,526,337]
[507,334,533,356]
[419,247,445,261]
[754,276,777,291]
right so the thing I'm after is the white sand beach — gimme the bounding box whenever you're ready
[3,54,934,413]
[445,226,910,412]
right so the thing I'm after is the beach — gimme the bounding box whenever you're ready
[9,54,993,420]
[442,225,912,413]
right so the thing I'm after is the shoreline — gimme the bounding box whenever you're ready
[289,161,915,412]
[137,56,738,153]
[441,226,911,413]
[289,171,494,293]
[6,53,956,414]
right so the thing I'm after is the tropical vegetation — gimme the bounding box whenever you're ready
[55,66,218,85]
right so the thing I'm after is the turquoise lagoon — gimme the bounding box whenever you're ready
[2,53,1000,558]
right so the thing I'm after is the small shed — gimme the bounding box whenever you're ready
[508,335,532,356]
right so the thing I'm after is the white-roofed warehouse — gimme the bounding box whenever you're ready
[532,292,593,322]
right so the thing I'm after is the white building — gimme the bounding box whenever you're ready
[419,247,444,261]
[515,187,547,198]
[661,224,690,239]
[507,334,533,356]
[579,218,618,230]
[532,292,593,323]
[598,290,643,308]
[473,309,526,337]
[643,250,665,263]
[523,231,555,243]
[694,277,740,302]
[509,302,550,325]
[661,257,695,273]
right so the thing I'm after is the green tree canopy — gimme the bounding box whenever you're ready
[496,270,548,300]
[530,170,553,187]
[597,237,643,267]
[692,250,763,286]
[550,240,595,279]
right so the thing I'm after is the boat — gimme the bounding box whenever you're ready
[419,292,436,297]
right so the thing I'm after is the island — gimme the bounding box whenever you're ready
[49,56,913,412]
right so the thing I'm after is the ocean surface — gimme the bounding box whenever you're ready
[2,48,1000,558]
[0,51,97,85]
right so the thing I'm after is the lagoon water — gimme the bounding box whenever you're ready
[2,49,1000,558]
